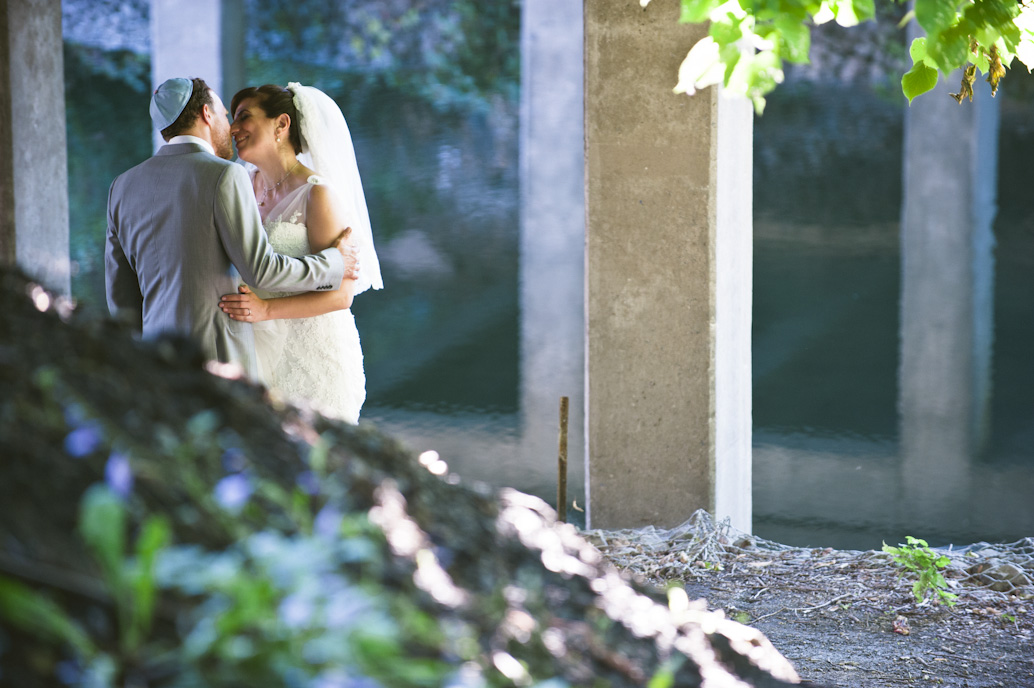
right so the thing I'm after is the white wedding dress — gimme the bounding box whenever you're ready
[253,175,366,424]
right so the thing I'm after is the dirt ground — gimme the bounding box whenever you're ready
[587,513,1034,688]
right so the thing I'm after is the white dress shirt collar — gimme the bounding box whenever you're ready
[166,135,214,156]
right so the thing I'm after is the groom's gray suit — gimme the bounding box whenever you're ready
[105,141,345,381]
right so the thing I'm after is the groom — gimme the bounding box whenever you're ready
[105,77,358,381]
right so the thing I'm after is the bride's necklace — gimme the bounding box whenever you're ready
[258,160,300,206]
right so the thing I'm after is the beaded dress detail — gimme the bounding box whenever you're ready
[253,175,365,423]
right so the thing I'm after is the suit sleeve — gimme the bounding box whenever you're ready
[104,180,143,329]
[213,164,345,291]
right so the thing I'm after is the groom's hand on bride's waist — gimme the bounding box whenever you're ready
[331,227,361,281]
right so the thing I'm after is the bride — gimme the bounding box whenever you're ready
[219,83,382,424]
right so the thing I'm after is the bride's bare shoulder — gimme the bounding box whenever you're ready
[305,178,343,206]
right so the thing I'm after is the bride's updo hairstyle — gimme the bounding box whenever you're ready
[230,84,303,154]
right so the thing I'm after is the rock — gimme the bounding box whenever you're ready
[892,615,910,635]
[967,560,1032,593]
[987,564,1031,592]
[0,266,807,687]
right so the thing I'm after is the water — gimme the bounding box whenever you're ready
[752,77,1034,550]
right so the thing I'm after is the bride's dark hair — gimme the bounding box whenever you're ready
[230,84,303,154]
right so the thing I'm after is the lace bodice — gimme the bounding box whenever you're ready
[258,176,329,299]
[264,176,322,264]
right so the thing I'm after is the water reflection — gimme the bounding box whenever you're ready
[754,76,1034,550]
[363,0,586,521]
[898,67,998,539]
[348,85,526,491]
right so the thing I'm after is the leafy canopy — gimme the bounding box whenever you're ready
[642,0,1034,112]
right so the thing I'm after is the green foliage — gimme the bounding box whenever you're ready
[0,367,456,686]
[77,483,172,655]
[644,0,1034,111]
[245,0,520,113]
[0,577,98,659]
[902,37,941,102]
[646,659,680,688]
[0,429,454,685]
[882,536,959,607]
[63,44,152,310]
[150,523,453,687]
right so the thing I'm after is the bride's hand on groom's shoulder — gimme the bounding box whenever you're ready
[220,285,270,323]
[331,227,361,280]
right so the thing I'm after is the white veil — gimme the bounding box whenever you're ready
[289,82,383,295]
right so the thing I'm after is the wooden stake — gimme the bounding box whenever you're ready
[557,395,569,523]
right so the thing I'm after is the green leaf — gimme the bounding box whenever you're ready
[966,0,1021,38]
[127,516,172,649]
[972,48,991,73]
[909,36,930,63]
[811,0,836,25]
[647,668,675,688]
[0,576,96,657]
[929,22,976,71]
[308,434,331,474]
[885,536,957,605]
[647,657,685,688]
[187,409,220,440]
[724,45,752,93]
[775,17,812,63]
[680,0,716,23]
[915,0,959,37]
[79,484,127,588]
[994,21,1023,52]
[710,14,745,46]
[851,0,875,23]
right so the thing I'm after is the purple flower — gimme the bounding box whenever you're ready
[221,447,248,473]
[313,671,381,688]
[64,422,103,458]
[62,403,87,428]
[314,506,342,539]
[214,473,253,513]
[325,588,370,630]
[296,470,320,496]
[55,659,82,686]
[278,593,314,629]
[105,452,134,499]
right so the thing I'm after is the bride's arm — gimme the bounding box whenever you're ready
[220,185,358,322]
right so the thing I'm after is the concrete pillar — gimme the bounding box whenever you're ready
[0,0,70,295]
[520,0,585,511]
[584,0,753,530]
[898,67,998,532]
[150,0,244,148]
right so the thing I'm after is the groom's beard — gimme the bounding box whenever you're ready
[214,134,234,161]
